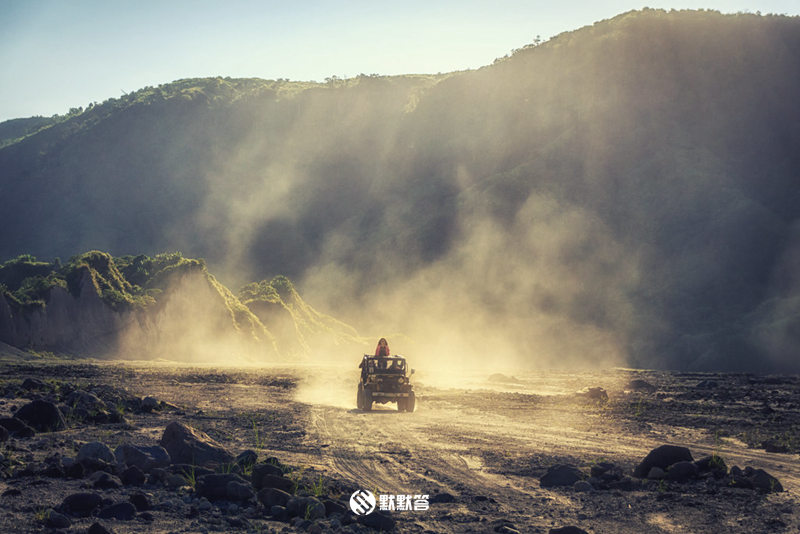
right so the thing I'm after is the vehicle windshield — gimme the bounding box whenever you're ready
[365,356,405,373]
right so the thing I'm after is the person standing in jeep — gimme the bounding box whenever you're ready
[374,338,390,357]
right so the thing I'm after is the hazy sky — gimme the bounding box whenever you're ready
[1,0,798,121]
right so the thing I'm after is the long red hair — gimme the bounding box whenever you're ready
[375,338,390,356]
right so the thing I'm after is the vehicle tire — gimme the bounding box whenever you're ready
[397,397,405,412]
[357,385,365,411]
[364,389,373,412]
[406,391,416,413]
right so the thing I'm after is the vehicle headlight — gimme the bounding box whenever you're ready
[397,377,405,384]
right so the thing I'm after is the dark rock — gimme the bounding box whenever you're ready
[540,464,584,488]
[227,480,255,501]
[89,470,123,489]
[488,373,522,384]
[576,387,608,402]
[235,449,258,467]
[46,509,71,528]
[269,505,289,521]
[608,476,638,490]
[120,465,146,486]
[2,488,21,496]
[65,461,85,479]
[87,522,113,534]
[196,473,252,501]
[357,510,395,531]
[288,496,325,520]
[634,445,693,478]
[0,425,8,442]
[98,501,137,520]
[42,463,64,478]
[139,512,154,522]
[695,455,727,478]
[77,442,116,465]
[666,461,699,482]
[129,492,150,511]
[749,468,783,493]
[114,444,170,472]
[626,379,656,392]
[573,480,593,492]
[646,467,666,480]
[323,498,347,516]
[14,400,66,432]
[762,439,790,453]
[21,378,46,390]
[140,396,159,412]
[159,421,234,466]
[0,416,36,438]
[258,487,292,507]
[61,492,103,517]
[260,473,294,493]
[430,492,456,503]
[169,464,214,477]
[252,462,284,488]
[590,461,617,478]
[550,527,589,534]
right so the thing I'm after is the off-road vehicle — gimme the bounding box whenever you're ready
[357,355,416,412]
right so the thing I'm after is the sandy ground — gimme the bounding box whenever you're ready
[0,357,798,533]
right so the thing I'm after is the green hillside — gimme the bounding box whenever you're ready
[1,10,799,370]
[0,251,360,360]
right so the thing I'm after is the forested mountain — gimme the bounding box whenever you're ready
[1,9,799,371]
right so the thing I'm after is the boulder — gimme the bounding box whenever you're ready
[252,462,284,488]
[89,470,122,489]
[235,449,258,467]
[120,465,146,486]
[196,473,252,501]
[46,509,71,528]
[0,425,7,443]
[323,498,347,516]
[21,378,46,390]
[61,492,103,517]
[140,396,160,412]
[429,492,456,503]
[576,387,608,403]
[129,492,150,511]
[633,445,693,478]
[625,379,656,392]
[665,461,698,482]
[748,468,783,493]
[98,502,137,520]
[695,455,727,478]
[258,487,291,508]
[159,421,234,466]
[550,528,589,534]
[114,444,170,472]
[14,400,66,432]
[87,523,113,534]
[270,505,289,521]
[287,496,325,520]
[77,442,116,465]
[357,510,396,531]
[260,474,294,493]
[540,464,584,488]
[0,417,36,438]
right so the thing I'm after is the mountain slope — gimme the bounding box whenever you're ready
[0,252,360,361]
[1,10,799,370]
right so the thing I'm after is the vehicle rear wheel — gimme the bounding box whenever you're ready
[357,385,365,411]
[397,397,406,412]
[407,391,416,413]
[363,388,373,412]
